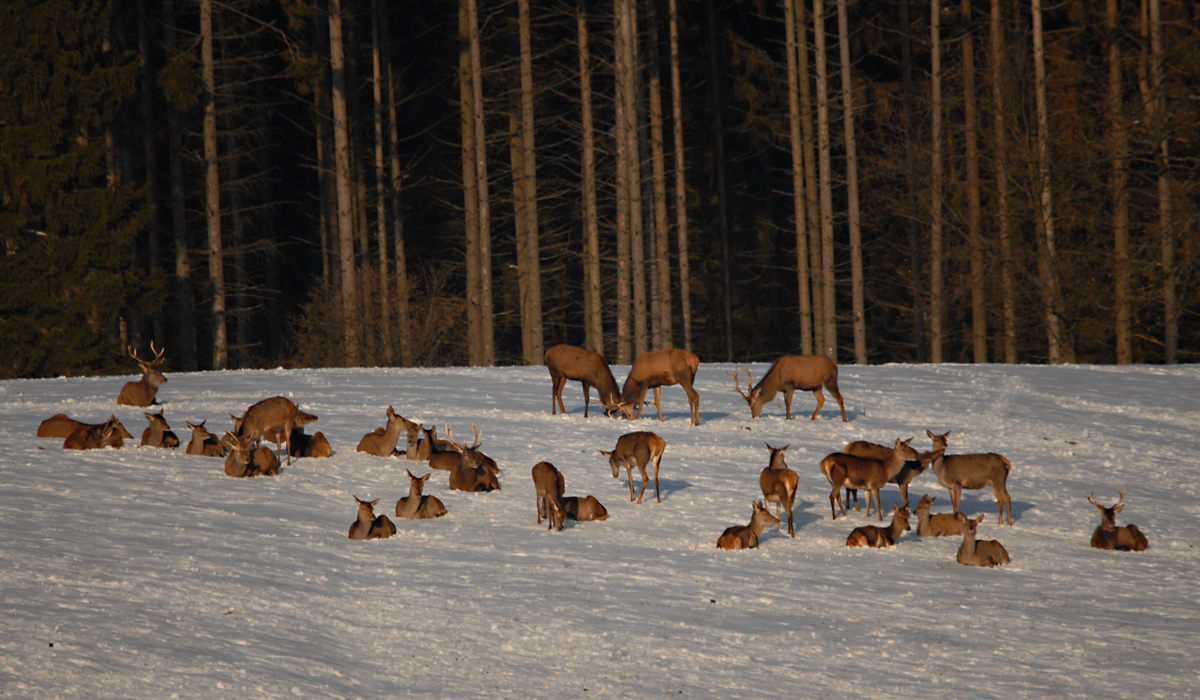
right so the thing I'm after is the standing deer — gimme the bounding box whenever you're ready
[186,420,226,456]
[840,438,933,509]
[955,513,1010,567]
[545,344,634,418]
[356,406,415,456]
[232,397,316,466]
[63,417,125,450]
[140,410,180,448]
[914,494,963,537]
[600,431,666,503]
[846,502,911,548]
[819,438,920,520]
[760,443,799,537]
[926,430,1013,526]
[1086,491,1149,551]
[117,343,168,406]
[443,423,500,492]
[562,495,608,522]
[221,432,280,477]
[728,355,846,421]
[39,414,134,441]
[395,470,447,520]
[531,461,567,531]
[716,501,780,550]
[348,495,396,540]
[620,348,700,426]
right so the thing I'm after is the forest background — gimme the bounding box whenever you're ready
[1,0,1197,379]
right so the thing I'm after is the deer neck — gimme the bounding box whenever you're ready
[888,514,908,542]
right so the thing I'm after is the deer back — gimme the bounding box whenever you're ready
[236,397,299,443]
[545,344,625,409]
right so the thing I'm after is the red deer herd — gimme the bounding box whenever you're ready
[33,343,1148,560]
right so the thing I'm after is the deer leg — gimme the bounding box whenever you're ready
[783,388,794,419]
[652,387,663,421]
[581,383,591,417]
[626,464,636,501]
[831,388,848,422]
[651,458,660,503]
[830,484,845,519]
[949,486,962,514]
[991,483,1011,526]
[810,389,825,420]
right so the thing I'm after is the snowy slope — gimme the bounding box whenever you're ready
[1,362,1197,699]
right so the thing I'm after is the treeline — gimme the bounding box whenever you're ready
[1,0,1197,379]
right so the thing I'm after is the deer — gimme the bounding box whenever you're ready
[716,501,781,550]
[840,438,934,510]
[1086,490,1149,551]
[39,414,134,441]
[117,342,168,407]
[913,494,964,537]
[443,423,500,492]
[348,495,396,540]
[562,495,608,522]
[728,355,847,421]
[760,443,799,537]
[186,420,226,457]
[395,470,448,520]
[819,438,920,521]
[545,344,635,419]
[356,406,416,456]
[955,513,1010,568]
[231,397,316,466]
[600,431,666,504]
[289,428,331,458]
[926,430,1013,526]
[63,417,125,450]
[620,348,700,426]
[846,502,912,548]
[531,461,568,531]
[221,432,280,478]
[140,410,180,448]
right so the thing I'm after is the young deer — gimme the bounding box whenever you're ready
[620,348,700,426]
[63,417,125,450]
[820,438,920,520]
[841,437,931,508]
[348,495,396,540]
[531,461,567,531]
[728,355,847,421]
[395,470,447,520]
[232,397,317,466]
[356,406,415,456]
[221,432,280,478]
[927,430,1013,526]
[846,502,911,548]
[1086,491,1149,551]
[140,410,180,448]
[186,420,226,456]
[716,501,781,550]
[914,494,963,537]
[40,414,134,441]
[562,495,608,522]
[443,424,500,492]
[955,513,1010,568]
[760,442,799,537]
[117,342,168,407]
[545,344,634,418]
[600,431,666,503]
[289,428,331,458]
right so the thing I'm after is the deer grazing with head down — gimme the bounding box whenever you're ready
[40,414,134,441]
[846,502,911,548]
[63,416,126,450]
[716,501,780,550]
[926,430,1013,526]
[728,355,847,421]
[955,513,1010,567]
[620,348,700,426]
[820,438,920,521]
[395,470,447,520]
[117,342,168,407]
[186,420,226,457]
[140,410,180,448]
[545,344,634,418]
[441,423,500,492]
[356,406,417,457]
[914,494,963,537]
[231,397,317,466]
[348,495,396,540]
[1086,491,1149,551]
[600,431,666,504]
[531,461,568,531]
[221,432,280,477]
[760,443,799,537]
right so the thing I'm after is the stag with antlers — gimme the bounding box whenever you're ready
[118,343,168,407]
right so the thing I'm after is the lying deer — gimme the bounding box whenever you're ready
[63,417,126,450]
[562,495,608,522]
[846,503,911,548]
[140,410,180,448]
[40,414,134,441]
[443,423,500,492]
[356,406,416,457]
[716,501,780,550]
[348,495,396,540]
[955,513,1010,568]
[186,420,226,456]
[117,342,168,407]
[221,432,280,478]
[760,443,799,537]
[914,494,963,537]
[531,461,567,531]
[545,344,634,418]
[926,430,1013,526]
[232,397,317,466]
[620,348,700,426]
[1086,490,1149,552]
[289,428,331,458]
[820,438,919,520]
[841,437,933,509]
[395,470,447,520]
[728,355,847,421]
[600,431,666,504]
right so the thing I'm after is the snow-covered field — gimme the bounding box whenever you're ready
[1,361,1197,699]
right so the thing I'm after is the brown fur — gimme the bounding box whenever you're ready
[545,344,633,418]
[620,348,701,426]
[600,431,666,504]
[729,355,846,421]
[717,501,780,550]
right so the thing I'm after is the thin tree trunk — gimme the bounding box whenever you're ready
[837,0,864,364]
[708,0,733,362]
[990,0,1016,363]
[380,1,411,366]
[813,0,835,361]
[614,0,632,363]
[628,1,647,358]
[929,0,944,363]
[963,0,986,363]
[517,0,543,365]
[313,6,335,292]
[1148,0,1175,364]
[201,0,227,370]
[137,0,165,349]
[647,0,671,350]
[786,0,812,355]
[900,0,925,362]
[578,0,602,355]
[1032,0,1067,363]
[459,0,482,365]
[1107,0,1131,364]
[164,0,195,371]
[668,0,692,353]
[468,0,494,365]
[371,0,391,364]
[799,0,822,354]
[329,0,359,365]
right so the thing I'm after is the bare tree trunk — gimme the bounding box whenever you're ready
[459,0,482,365]
[468,0,494,365]
[1148,0,1175,364]
[1107,0,1131,365]
[380,1,411,366]
[202,0,227,370]
[963,0,986,363]
[614,0,632,363]
[329,0,359,365]
[900,0,925,362]
[990,0,1016,363]
[164,0,195,371]
[837,0,864,364]
[1032,0,1068,363]
[517,0,543,364]
[628,1,647,358]
[371,0,391,364]
[708,0,733,362]
[799,0,822,354]
[646,0,671,350]
[786,0,812,355]
[137,0,165,349]
[578,0,603,355]
[668,0,692,353]
[813,0,835,361]
[929,0,944,363]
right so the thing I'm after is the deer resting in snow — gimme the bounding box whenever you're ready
[600,431,666,504]
[926,430,1013,526]
[728,355,846,421]
[117,342,168,407]
[63,417,126,450]
[531,461,567,531]
[40,414,134,441]
[544,344,634,418]
[760,443,799,537]
[140,410,180,448]
[846,502,911,548]
[955,513,1010,567]
[348,495,396,540]
[1086,491,1148,551]
[395,470,447,520]
[221,432,280,478]
[288,428,331,458]
[562,495,608,522]
[716,501,780,550]
[620,348,700,426]
[356,406,416,456]
[914,494,963,537]
[442,423,500,492]
[186,420,226,457]
[820,438,920,521]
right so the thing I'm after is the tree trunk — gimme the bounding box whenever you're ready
[516,0,543,365]
[837,0,864,364]
[468,0,494,365]
[1106,0,1131,364]
[1148,0,1175,364]
[380,1,411,366]
[963,0,986,363]
[813,0,835,361]
[163,0,195,371]
[137,0,165,350]
[329,0,359,366]
[614,0,632,363]
[577,0,603,355]
[900,0,925,362]
[628,1,647,358]
[646,0,671,350]
[799,0,822,354]
[929,0,943,363]
[708,0,733,362]
[459,0,482,366]
[202,0,227,370]
[668,0,692,353]
[786,0,813,356]
[990,0,1016,363]
[371,0,391,364]
[1032,0,1068,364]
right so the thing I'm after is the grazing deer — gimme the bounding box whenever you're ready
[63,417,125,450]
[716,501,780,550]
[545,344,634,418]
[760,443,799,537]
[186,420,226,457]
[562,495,608,522]
[221,432,280,478]
[531,461,568,531]
[846,502,911,548]
[620,348,700,426]
[289,429,331,458]
[232,397,316,466]
[600,431,666,503]
[955,513,1010,568]
[356,406,414,456]
[820,438,920,520]
[728,355,847,421]
[348,495,396,540]
[926,430,1013,526]
[1086,491,1149,552]
[39,414,134,441]
[841,438,932,509]
[395,470,447,520]
[914,494,963,537]
[140,410,180,448]
[117,342,168,407]
[443,423,500,492]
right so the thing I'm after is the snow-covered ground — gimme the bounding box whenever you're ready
[1,361,1197,699]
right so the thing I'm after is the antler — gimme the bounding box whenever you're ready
[1115,489,1126,508]
[727,366,752,400]
[445,422,482,452]
[128,341,168,368]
